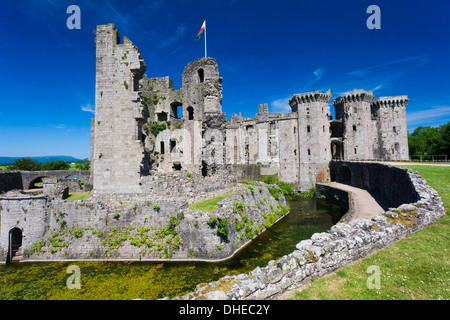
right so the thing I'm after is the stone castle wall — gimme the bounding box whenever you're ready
[0,183,288,263]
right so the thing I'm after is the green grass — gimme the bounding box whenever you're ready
[291,165,450,300]
[188,193,236,211]
[66,192,90,200]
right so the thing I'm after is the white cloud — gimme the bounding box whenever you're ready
[271,97,292,113]
[407,106,450,127]
[81,103,95,114]
[160,24,187,48]
[348,56,428,77]
[313,68,324,81]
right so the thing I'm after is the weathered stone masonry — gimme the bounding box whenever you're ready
[0,182,289,263]
[171,162,445,300]
[91,24,410,195]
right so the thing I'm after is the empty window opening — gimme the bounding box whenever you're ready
[160,141,165,155]
[170,102,183,119]
[173,163,182,171]
[246,125,254,131]
[294,127,296,134]
[353,125,357,131]
[307,126,310,133]
[187,106,194,120]
[201,161,208,177]
[133,75,139,91]
[294,149,297,156]
[393,126,397,133]
[170,139,176,153]
[198,68,205,83]
[394,143,399,153]
[270,122,276,135]
[323,125,325,132]
[354,148,357,154]
[307,149,311,156]
[157,112,168,121]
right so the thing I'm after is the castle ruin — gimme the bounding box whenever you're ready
[91,24,409,194]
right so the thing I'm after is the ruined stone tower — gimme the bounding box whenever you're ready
[181,57,223,119]
[91,24,147,194]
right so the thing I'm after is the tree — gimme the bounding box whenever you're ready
[7,158,41,171]
[41,160,70,170]
[408,121,450,158]
[74,158,90,171]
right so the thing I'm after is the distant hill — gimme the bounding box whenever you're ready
[0,156,83,165]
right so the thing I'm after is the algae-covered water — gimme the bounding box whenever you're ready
[0,195,345,300]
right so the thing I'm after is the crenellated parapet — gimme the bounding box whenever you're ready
[371,96,409,108]
[289,89,332,107]
[333,89,373,106]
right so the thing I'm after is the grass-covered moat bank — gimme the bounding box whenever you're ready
[289,165,449,300]
[0,196,344,300]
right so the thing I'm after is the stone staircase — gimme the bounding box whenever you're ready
[11,246,22,262]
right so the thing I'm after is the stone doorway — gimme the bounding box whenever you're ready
[7,228,22,263]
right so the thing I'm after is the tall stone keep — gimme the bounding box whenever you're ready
[289,90,332,191]
[371,96,409,160]
[91,24,147,194]
[333,89,374,160]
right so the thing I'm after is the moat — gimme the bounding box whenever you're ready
[0,195,344,300]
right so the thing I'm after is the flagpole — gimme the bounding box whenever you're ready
[204,20,207,57]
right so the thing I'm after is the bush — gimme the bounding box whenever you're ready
[216,219,229,238]
[74,158,90,170]
[263,175,294,195]
[263,175,276,185]
[148,122,167,136]
[207,216,217,227]
[7,158,41,171]
[41,160,70,170]
[73,229,83,238]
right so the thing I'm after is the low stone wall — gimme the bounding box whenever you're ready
[315,183,356,223]
[0,182,288,262]
[141,170,238,200]
[330,161,419,207]
[172,165,445,300]
[231,164,278,183]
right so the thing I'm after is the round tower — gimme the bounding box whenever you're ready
[181,57,223,121]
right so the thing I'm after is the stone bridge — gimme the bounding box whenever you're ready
[19,171,90,190]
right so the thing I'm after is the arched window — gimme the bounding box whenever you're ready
[198,68,204,83]
[187,106,194,120]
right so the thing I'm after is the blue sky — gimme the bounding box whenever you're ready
[1,0,449,159]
